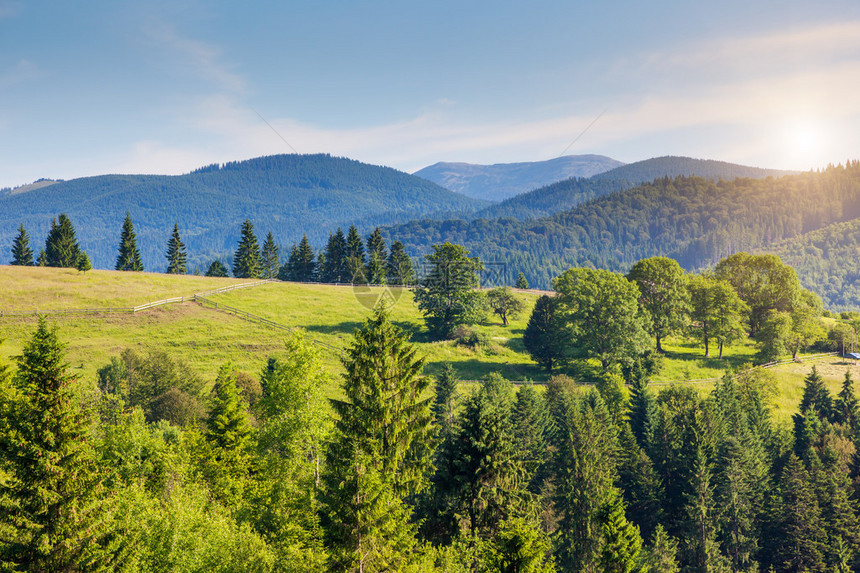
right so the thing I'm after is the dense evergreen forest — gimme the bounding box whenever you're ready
[590,156,794,184]
[767,218,860,310]
[0,154,486,272]
[384,163,860,297]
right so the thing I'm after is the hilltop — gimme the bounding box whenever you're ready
[0,154,486,272]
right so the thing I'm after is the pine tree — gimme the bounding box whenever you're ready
[642,525,680,573]
[76,251,92,274]
[232,219,261,279]
[800,365,833,421]
[115,211,144,271]
[10,224,34,266]
[523,295,567,372]
[165,223,187,274]
[386,241,415,285]
[515,272,529,289]
[512,384,551,494]
[346,225,367,284]
[44,214,81,268]
[321,306,432,569]
[205,260,229,277]
[328,305,434,496]
[834,370,859,432]
[36,248,47,266]
[322,229,347,283]
[772,454,828,572]
[597,493,643,573]
[366,228,387,285]
[288,235,315,282]
[681,448,730,572]
[0,319,115,570]
[432,363,459,431]
[260,232,280,279]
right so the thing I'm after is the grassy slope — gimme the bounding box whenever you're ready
[1,266,857,423]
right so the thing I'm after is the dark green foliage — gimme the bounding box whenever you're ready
[76,251,93,273]
[549,386,619,571]
[206,363,252,452]
[642,525,680,573]
[800,366,833,421]
[205,260,229,277]
[366,227,387,285]
[0,319,114,570]
[9,224,33,266]
[523,295,567,372]
[511,384,551,493]
[771,454,828,572]
[627,256,690,352]
[768,217,860,310]
[233,219,261,279]
[282,235,315,282]
[115,211,144,271]
[328,305,433,496]
[97,348,204,425]
[553,267,650,371]
[413,242,486,340]
[597,493,643,573]
[36,248,46,266]
[515,272,529,289]
[165,223,187,274]
[681,448,730,572]
[260,232,280,279]
[321,228,348,283]
[345,225,366,284]
[386,240,415,285]
[834,370,859,432]
[486,286,525,326]
[432,363,459,431]
[44,213,81,268]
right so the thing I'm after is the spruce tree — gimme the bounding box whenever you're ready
[432,363,459,431]
[165,223,187,274]
[834,370,859,432]
[800,365,833,421]
[515,272,529,289]
[10,224,34,266]
[386,241,415,285]
[598,493,643,573]
[346,225,367,284]
[260,232,280,279]
[322,229,347,283]
[232,219,261,279]
[115,211,144,271]
[366,227,387,285]
[76,251,92,274]
[511,384,551,493]
[772,454,828,572]
[681,448,730,572]
[205,260,229,277]
[523,294,567,372]
[44,214,81,268]
[288,235,315,282]
[642,525,680,573]
[36,248,47,266]
[0,319,114,570]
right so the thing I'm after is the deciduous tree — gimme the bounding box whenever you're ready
[627,256,690,353]
[486,286,524,326]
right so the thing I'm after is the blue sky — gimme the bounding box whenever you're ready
[2,0,860,188]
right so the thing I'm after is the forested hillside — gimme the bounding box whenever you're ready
[474,155,797,221]
[591,155,794,184]
[413,154,623,201]
[0,154,486,271]
[384,162,860,298]
[765,217,860,310]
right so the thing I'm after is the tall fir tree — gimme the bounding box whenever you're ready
[115,212,144,271]
[345,225,367,284]
[386,240,415,285]
[597,493,644,573]
[799,365,833,421]
[165,223,187,274]
[0,319,115,570]
[771,454,828,572]
[10,224,34,266]
[366,228,387,285]
[260,232,280,279]
[834,370,859,433]
[44,214,81,268]
[286,235,315,282]
[681,448,730,572]
[322,229,348,283]
[232,219,261,279]
[515,272,529,289]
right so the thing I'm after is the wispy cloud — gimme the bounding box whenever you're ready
[141,21,246,94]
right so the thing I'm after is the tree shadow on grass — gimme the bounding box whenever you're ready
[303,321,364,338]
[423,358,547,383]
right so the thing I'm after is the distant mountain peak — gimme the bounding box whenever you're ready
[413,154,624,202]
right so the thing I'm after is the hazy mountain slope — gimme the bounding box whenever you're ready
[0,154,486,272]
[591,155,794,184]
[764,218,860,310]
[474,155,795,221]
[383,163,860,299]
[413,154,623,202]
